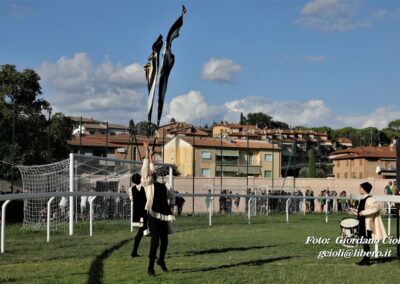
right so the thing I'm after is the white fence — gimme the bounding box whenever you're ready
[1,191,400,254]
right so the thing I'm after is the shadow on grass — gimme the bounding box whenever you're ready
[87,238,132,284]
[171,256,298,273]
[183,245,276,256]
[373,256,399,264]
[175,226,211,233]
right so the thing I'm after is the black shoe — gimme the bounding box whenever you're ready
[356,258,371,266]
[148,268,155,276]
[156,260,168,272]
[131,251,140,257]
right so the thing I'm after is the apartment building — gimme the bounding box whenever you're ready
[163,136,281,178]
[329,145,396,179]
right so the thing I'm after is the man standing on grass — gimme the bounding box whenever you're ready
[128,173,148,257]
[141,141,175,276]
[347,182,387,266]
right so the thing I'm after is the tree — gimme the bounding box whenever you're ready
[128,119,135,135]
[307,149,317,178]
[50,112,74,161]
[388,119,400,132]
[240,112,246,124]
[0,65,48,178]
[0,64,73,181]
[246,112,272,128]
[134,121,157,136]
[382,119,400,141]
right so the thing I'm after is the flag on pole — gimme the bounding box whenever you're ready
[156,5,186,127]
[144,34,163,123]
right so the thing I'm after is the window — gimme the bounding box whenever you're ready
[202,151,211,159]
[358,172,363,178]
[359,159,363,166]
[337,173,340,178]
[202,168,210,177]
[248,153,253,165]
[344,173,348,179]
[264,154,273,162]
[264,171,272,178]
[337,160,340,167]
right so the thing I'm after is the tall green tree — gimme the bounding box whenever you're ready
[244,112,289,129]
[307,149,317,178]
[134,121,157,136]
[0,64,72,180]
[388,119,400,131]
[50,112,74,161]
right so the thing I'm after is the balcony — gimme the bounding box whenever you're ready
[215,163,261,175]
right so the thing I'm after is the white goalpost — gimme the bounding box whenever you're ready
[16,153,174,233]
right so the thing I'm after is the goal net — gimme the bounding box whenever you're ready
[18,159,70,230]
[17,154,174,230]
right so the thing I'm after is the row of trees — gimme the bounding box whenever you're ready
[238,112,400,147]
[0,64,73,181]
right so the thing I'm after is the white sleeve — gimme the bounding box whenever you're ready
[141,158,154,186]
[361,198,381,216]
[128,186,133,201]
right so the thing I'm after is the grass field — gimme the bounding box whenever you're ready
[0,213,399,284]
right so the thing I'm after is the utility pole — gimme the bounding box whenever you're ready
[47,108,52,162]
[79,116,82,154]
[192,134,195,215]
[11,93,15,193]
[246,135,249,189]
[220,129,223,191]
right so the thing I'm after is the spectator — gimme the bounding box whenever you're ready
[234,193,240,210]
[384,181,393,195]
[205,189,212,210]
[175,191,185,216]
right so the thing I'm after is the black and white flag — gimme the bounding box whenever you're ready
[144,34,163,123]
[157,5,186,127]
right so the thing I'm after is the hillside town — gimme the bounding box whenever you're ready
[67,117,398,181]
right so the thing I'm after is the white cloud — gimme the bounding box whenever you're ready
[38,53,399,129]
[95,61,146,89]
[38,53,146,124]
[167,93,399,129]
[166,90,223,124]
[9,3,33,19]
[336,107,400,129]
[301,54,327,63]
[297,0,372,33]
[202,58,242,84]
[39,53,94,94]
[371,9,400,21]
[224,97,333,127]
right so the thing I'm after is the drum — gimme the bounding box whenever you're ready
[339,218,359,248]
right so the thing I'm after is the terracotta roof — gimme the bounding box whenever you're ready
[213,124,258,129]
[262,128,328,135]
[69,135,120,147]
[337,138,352,144]
[158,122,209,136]
[68,116,100,123]
[329,146,396,160]
[181,137,280,150]
[69,134,163,158]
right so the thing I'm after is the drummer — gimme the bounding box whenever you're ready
[347,182,387,266]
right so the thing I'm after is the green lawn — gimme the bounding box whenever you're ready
[0,214,399,284]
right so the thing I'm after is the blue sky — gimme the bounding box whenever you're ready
[1,0,400,129]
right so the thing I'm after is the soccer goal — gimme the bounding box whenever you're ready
[17,154,174,232]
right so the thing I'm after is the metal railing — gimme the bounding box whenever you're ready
[1,192,400,254]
